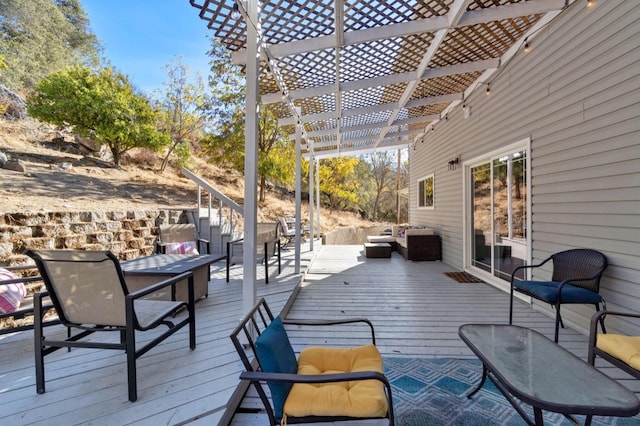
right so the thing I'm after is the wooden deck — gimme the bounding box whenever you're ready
[0,243,318,426]
[1,244,637,425]
[232,245,640,425]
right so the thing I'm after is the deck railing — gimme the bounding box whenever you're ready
[181,167,244,255]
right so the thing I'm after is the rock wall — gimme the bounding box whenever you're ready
[0,209,185,266]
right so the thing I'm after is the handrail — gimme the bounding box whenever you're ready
[181,167,244,215]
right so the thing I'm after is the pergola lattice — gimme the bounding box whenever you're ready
[188,0,566,158]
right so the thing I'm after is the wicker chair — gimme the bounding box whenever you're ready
[509,248,608,342]
[230,298,394,425]
[26,249,196,402]
[588,310,640,379]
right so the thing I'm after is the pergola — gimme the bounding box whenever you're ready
[187,0,568,312]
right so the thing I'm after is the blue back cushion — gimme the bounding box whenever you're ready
[255,316,298,420]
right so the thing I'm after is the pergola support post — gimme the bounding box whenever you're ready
[294,111,302,273]
[242,0,259,315]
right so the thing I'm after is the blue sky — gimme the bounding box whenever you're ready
[81,0,213,95]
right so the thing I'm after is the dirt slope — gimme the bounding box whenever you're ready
[0,119,377,231]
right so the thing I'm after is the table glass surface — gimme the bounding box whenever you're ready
[459,324,640,415]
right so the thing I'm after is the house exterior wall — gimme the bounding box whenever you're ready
[408,1,640,335]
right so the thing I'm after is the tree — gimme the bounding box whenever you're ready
[0,0,100,91]
[27,65,169,165]
[201,41,293,201]
[367,151,397,221]
[154,59,209,172]
[317,157,360,211]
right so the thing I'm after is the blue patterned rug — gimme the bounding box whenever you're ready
[384,357,640,426]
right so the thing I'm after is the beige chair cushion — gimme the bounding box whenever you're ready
[367,235,395,243]
[597,334,640,370]
[405,228,434,236]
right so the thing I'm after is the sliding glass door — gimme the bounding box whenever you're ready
[468,143,530,282]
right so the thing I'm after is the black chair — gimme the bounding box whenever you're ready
[26,249,196,402]
[509,248,608,342]
[230,298,394,425]
[588,310,640,379]
[226,223,281,284]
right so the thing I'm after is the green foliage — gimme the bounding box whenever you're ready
[27,65,169,165]
[201,41,248,171]
[0,0,100,91]
[202,41,292,200]
[153,58,210,172]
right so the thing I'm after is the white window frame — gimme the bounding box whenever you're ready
[417,173,435,210]
[462,138,532,292]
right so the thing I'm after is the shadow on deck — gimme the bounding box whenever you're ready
[0,243,636,425]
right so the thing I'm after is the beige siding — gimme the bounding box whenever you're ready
[409,1,640,335]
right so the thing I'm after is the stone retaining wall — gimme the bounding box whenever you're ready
[0,209,186,266]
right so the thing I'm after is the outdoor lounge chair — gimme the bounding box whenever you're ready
[588,310,640,379]
[277,217,296,249]
[230,298,394,425]
[226,223,281,284]
[156,223,210,255]
[26,249,196,402]
[509,248,608,342]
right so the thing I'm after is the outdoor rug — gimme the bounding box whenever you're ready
[384,357,640,426]
[443,272,484,283]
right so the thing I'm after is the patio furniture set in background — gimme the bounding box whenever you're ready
[365,224,441,260]
[226,222,281,284]
[277,216,311,249]
[1,229,639,425]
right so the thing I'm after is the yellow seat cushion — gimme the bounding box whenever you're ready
[283,344,388,419]
[597,334,640,370]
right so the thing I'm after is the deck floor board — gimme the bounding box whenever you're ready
[1,244,636,425]
[232,246,640,425]
[0,243,317,426]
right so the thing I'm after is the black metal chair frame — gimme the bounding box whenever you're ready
[588,310,640,379]
[27,249,196,402]
[226,230,281,284]
[509,248,608,342]
[229,298,395,425]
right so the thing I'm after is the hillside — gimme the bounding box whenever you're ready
[0,118,378,231]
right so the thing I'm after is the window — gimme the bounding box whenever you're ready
[418,174,434,209]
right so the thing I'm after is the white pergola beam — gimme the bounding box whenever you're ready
[278,93,459,127]
[231,0,564,65]
[307,140,411,160]
[265,59,495,106]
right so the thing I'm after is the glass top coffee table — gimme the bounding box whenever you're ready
[458,324,640,426]
[121,254,225,302]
